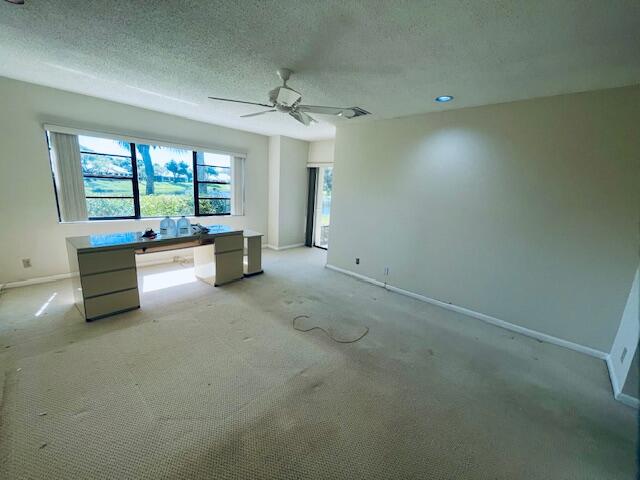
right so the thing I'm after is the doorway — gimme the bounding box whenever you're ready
[314,166,333,249]
[305,165,333,250]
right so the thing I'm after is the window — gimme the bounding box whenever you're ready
[79,136,137,219]
[195,152,231,215]
[136,144,194,217]
[48,130,242,221]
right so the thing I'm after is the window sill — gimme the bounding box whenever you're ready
[59,215,244,225]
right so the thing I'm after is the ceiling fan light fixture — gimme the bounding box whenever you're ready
[434,95,454,103]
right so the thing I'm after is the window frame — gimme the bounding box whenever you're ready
[192,151,232,217]
[80,142,141,220]
[60,135,235,221]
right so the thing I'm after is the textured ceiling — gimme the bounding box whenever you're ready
[0,0,639,141]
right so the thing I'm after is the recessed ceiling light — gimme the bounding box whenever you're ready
[434,95,454,103]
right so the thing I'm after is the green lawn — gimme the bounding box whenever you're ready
[84,179,233,217]
[140,181,192,195]
[84,178,192,196]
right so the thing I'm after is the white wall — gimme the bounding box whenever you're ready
[0,77,269,284]
[268,136,281,248]
[267,135,309,249]
[609,267,639,397]
[308,139,334,165]
[278,136,309,247]
[328,86,640,353]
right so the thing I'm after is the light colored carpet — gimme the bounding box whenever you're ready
[0,248,636,479]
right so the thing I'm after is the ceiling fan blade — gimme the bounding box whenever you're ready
[297,105,355,117]
[290,110,316,126]
[240,109,277,118]
[208,96,273,108]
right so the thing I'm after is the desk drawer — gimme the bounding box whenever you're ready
[215,234,243,253]
[84,288,139,320]
[78,249,135,275]
[81,268,138,298]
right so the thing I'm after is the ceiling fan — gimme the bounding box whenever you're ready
[208,68,370,126]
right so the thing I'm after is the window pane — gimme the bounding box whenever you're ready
[197,165,230,183]
[198,152,231,167]
[198,183,230,198]
[79,135,132,157]
[198,198,230,215]
[136,144,194,217]
[81,153,133,177]
[84,178,134,197]
[86,198,135,218]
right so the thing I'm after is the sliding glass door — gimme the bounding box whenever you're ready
[314,166,333,249]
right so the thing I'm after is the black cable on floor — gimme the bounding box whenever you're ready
[292,315,369,343]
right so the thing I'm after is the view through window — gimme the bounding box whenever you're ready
[136,144,194,217]
[314,166,333,248]
[195,152,231,215]
[80,136,136,218]
[70,134,234,219]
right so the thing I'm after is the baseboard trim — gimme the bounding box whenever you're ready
[267,243,305,251]
[605,355,622,397]
[604,355,637,408]
[3,272,77,289]
[616,393,640,409]
[325,263,608,360]
[326,264,386,287]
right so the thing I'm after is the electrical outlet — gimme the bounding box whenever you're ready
[621,347,628,363]
[384,267,389,276]
[22,258,31,268]
[355,258,360,265]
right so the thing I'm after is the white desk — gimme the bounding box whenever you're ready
[66,225,244,321]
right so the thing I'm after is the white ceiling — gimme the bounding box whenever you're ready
[1,0,639,141]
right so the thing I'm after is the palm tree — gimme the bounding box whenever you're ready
[117,141,155,194]
[137,144,155,195]
[117,142,189,195]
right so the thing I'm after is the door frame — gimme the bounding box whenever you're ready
[307,163,333,250]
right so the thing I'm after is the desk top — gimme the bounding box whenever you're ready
[242,229,264,238]
[67,224,243,253]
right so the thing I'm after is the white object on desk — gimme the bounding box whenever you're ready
[160,216,176,236]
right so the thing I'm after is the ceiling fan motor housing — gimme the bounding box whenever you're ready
[269,86,302,109]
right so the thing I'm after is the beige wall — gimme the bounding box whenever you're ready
[278,136,309,247]
[267,136,281,248]
[267,136,309,248]
[0,77,269,284]
[328,86,640,352]
[308,139,334,165]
